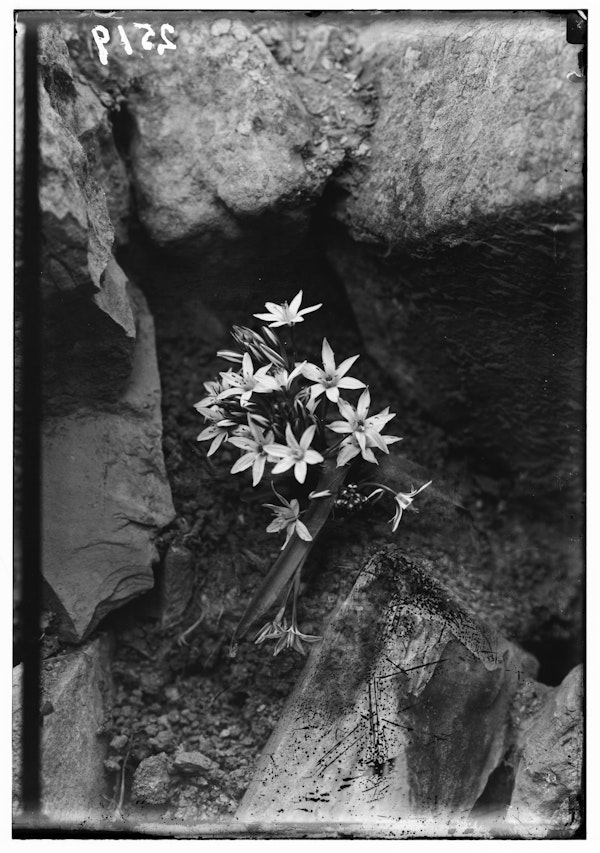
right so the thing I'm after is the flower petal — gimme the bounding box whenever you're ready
[298,303,322,317]
[327,420,353,434]
[271,457,295,475]
[251,454,267,487]
[299,424,317,450]
[357,388,371,419]
[335,354,360,377]
[321,337,336,374]
[294,461,308,483]
[295,520,313,542]
[289,290,303,315]
[336,443,360,467]
[301,363,322,382]
[336,397,356,423]
[337,376,366,391]
[231,453,256,474]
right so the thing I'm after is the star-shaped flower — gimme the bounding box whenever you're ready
[193,379,225,412]
[253,290,322,328]
[229,418,277,487]
[301,338,365,403]
[254,607,287,645]
[264,490,313,549]
[328,389,402,463]
[219,353,279,405]
[196,408,236,456]
[389,481,432,531]
[272,622,322,656]
[265,424,324,484]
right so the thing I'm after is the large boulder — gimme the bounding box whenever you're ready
[13,636,113,824]
[325,13,584,501]
[63,13,374,267]
[505,665,583,837]
[238,548,541,835]
[334,13,583,251]
[42,285,175,643]
[23,24,136,409]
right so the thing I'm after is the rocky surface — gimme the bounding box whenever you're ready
[333,13,583,251]
[504,664,583,837]
[42,284,175,643]
[321,13,584,500]
[13,636,113,824]
[238,548,540,835]
[14,10,584,838]
[132,753,172,805]
[327,224,584,503]
[34,24,136,409]
[63,13,375,270]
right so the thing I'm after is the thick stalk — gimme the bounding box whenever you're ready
[232,457,347,642]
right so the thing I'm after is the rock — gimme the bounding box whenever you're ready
[327,214,584,502]
[13,636,113,823]
[69,16,321,259]
[109,734,129,751]
[504,665,583,838]
[173,751,219,774]
[238,548,539,835]
[335,14,583,251]
[30,24,136,408]
[39,24,130,245]
[160,544,195,630]
[325,15,584,502]
[131,753,172,805]
[42,284,175,642]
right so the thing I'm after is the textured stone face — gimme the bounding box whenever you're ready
[238,548,540,835]
[17,24,137,409]
[12,637,113,824]
[42,285,175,642]
[70,17,322,257]
[328,222,584,500]
[132,753,172,805]
[506,665,583,837]
[335,13,584,250]
[322,13,584,502]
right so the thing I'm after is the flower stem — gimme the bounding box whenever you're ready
[233,456,348,642]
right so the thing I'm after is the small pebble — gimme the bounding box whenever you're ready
[110,734,129,751]
[210,18,231,37]
[231,21,248,42]
[164,686,181,703]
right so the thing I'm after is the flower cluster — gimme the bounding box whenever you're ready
[194,291,431,655]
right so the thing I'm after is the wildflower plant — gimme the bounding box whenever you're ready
[194,291,431,656]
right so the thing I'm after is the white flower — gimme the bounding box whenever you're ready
[253,290,322,328]
[302,338,365,403]
[264,491,313,549]
[328,389,402,463]
[219,353,279,405]
[336,432,402,467]
[265,424,324,484]
[272,622,322,656]
[193,379,225,412]
[254,607,287,644]
[196,408,236,456]
[271,361,307,390]
[229,419,276,487]
[389,481,432,531]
